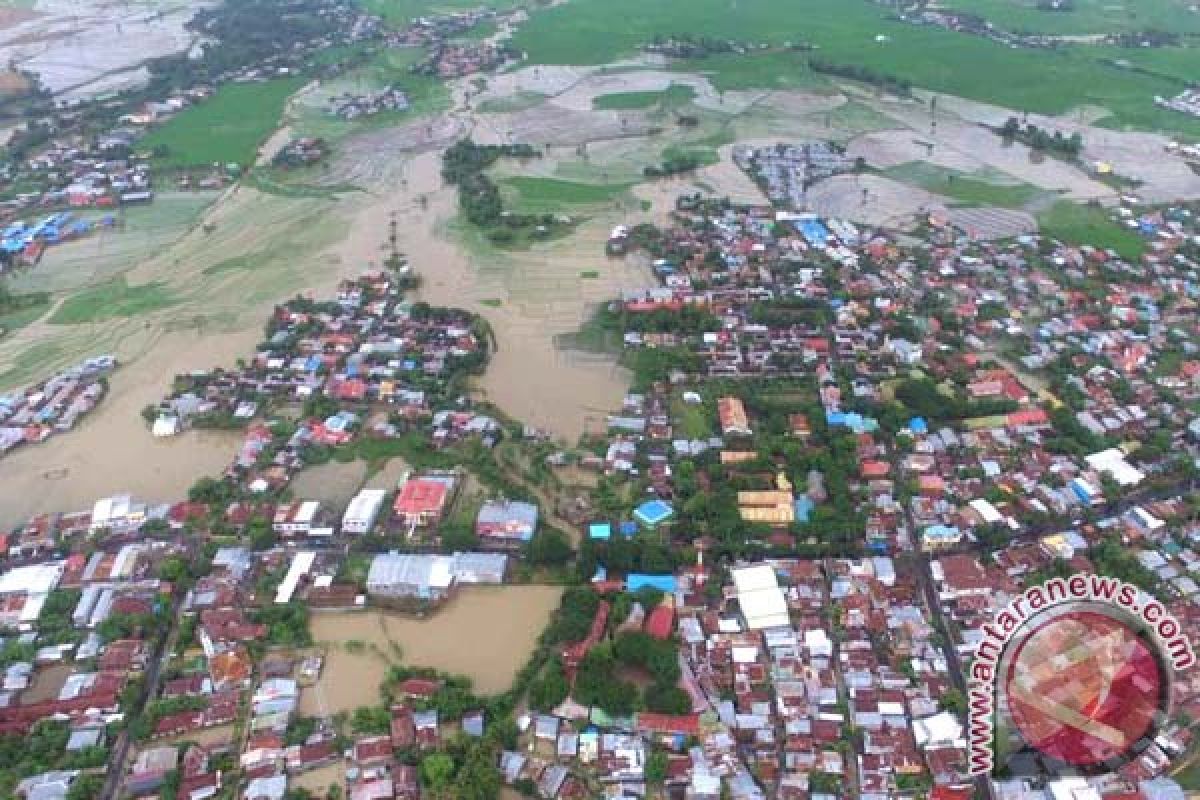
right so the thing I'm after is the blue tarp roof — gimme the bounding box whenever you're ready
[794,496,814,524]
[619,521,637,537]
[626,574,676,593]
[588,522,612,540]
[304,355,322,372]
[909,417,928,434]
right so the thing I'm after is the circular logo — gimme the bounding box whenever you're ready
[1003,608,1168,769]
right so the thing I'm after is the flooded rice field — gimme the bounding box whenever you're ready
[302,585,563,716]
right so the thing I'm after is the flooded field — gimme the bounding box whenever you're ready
[303,585,563,716]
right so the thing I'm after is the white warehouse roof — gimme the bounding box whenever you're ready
[731,564,790,630]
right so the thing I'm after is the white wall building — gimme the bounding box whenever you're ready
[342,489,387,534]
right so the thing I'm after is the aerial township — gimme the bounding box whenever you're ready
[3,1,1200,800]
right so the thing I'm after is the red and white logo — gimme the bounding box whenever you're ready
[1003,607,1167,769]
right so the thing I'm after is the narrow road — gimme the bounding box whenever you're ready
[100,593,184,800]
[822,559,860,799]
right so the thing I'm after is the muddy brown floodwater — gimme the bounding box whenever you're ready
[302,585,563,717]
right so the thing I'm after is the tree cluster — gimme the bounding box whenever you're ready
[808,59,912,95]
[999,117,1083,156]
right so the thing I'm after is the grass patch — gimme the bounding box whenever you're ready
[476,91,548,113]
[671,393,712,438]
[501,176,632,213]
[512,0,1200,135]
[140,77,305,169]
[661,143,720,169]
[480,298,502,307]
[885,162,1046,208]
[936,0,1200,35]
[0,339,65,390]
[0,297,50,335]
[676,50,832,92]
[243,171,360,199]
[1176,757,1200,791]
[50,278,177,325]
[357,0,520,26]
[201,255,254,276]
[580,270,599,279]
[1037,200,1145,260]
[592,82,696,110]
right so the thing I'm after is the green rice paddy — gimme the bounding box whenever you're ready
[592,83,696,111]
[1036,200,1146,260]
[140,77,306,169]
[884,162,1047,209]
[510,0,1200,135]
[50,278,178,325]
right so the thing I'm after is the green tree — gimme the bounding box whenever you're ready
[645,749,668,783]
[420,753,455,797]
[526,528,572,566]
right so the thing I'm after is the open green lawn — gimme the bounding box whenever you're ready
[140,77,305,169]
[592,83,696,110]
[671,394,712,438]
[511,0,1200,135]
[501,176,631,213]
[50,278,177,325]
[1037,200,1145,260]
[885,162,1047,208]
[938,0,1200,35]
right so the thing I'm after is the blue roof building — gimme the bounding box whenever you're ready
[588,522,612,540]
[826,410,879,434]
[626,574,677,593]
[794,496,814,524]
[633,500,674,528]
[909,417,928,435]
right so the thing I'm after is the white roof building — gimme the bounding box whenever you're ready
[1086,448,1145,487]
[912,711,965,749]
[342,489,387,534]
[731,564,790,630]
[275,551,316,605]
[90,494,146,532]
